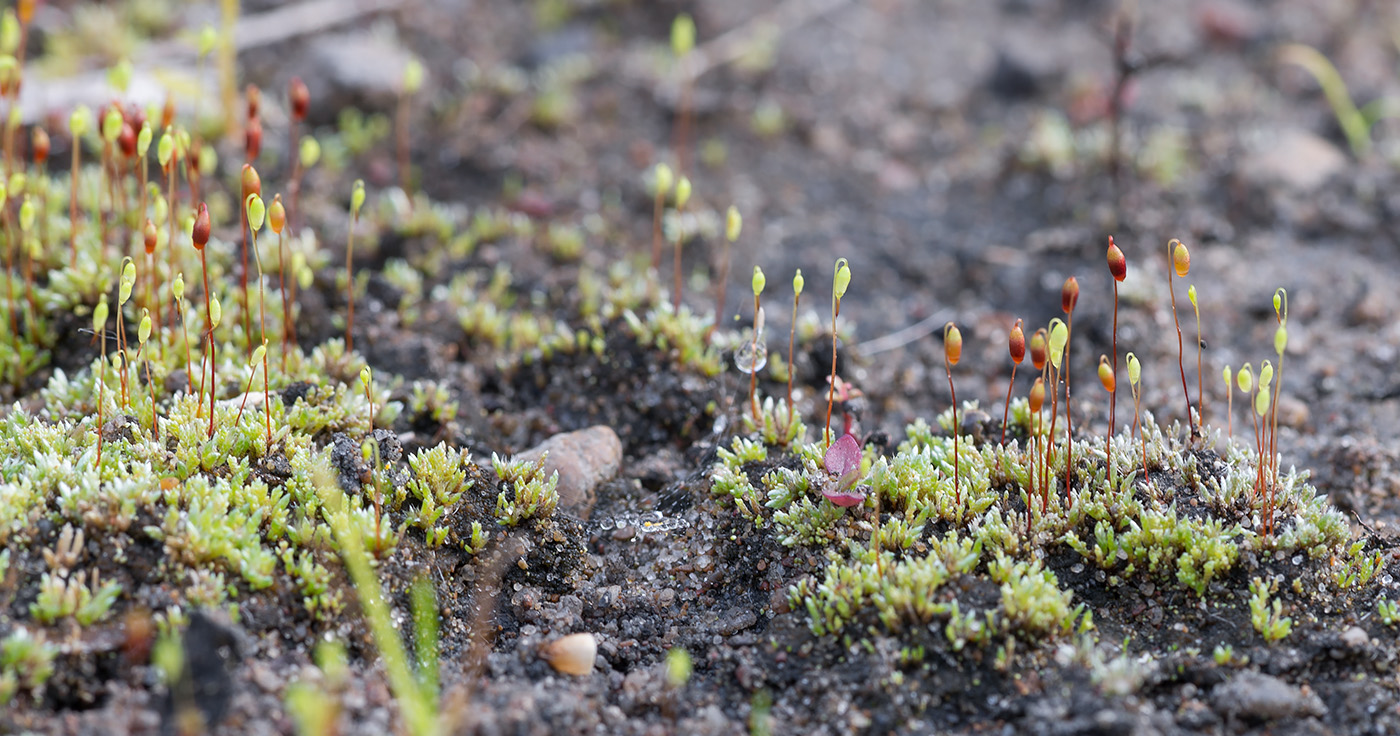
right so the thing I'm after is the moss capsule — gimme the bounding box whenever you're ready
[1171,238,1190,277]
[1009,319,1025,364]
[192,203,211,249]
[1107,236,1127,281]
[1061,276,1079,313]
[725,206,742,242]
[1030,328,1047,372]
[1098,355,1115,393]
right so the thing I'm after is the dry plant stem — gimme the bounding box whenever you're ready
[70,142,80,267]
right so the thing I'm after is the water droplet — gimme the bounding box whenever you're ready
[734,340,768,374]
[1291,555,1303,565]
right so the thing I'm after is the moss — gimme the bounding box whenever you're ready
[714,389,1366,651]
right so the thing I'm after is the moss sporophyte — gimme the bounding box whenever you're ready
[703,227,1337,650]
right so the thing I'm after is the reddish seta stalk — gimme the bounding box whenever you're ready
[1061,277,1079,507]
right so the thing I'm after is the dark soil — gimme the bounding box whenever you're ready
[7,0,1400,734]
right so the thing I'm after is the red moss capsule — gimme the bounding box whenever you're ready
[192,202,211,250]
[1098,355,1116,393]
[144,218,158,254]
[161,94,176,129]
[1029,377,1045,413]
[241,164,262,202]
[245,116,263,161]
[31,127,48,165]
[290,77,310,122]
[1061,276,1079,314]
[1171,238,1190,277]
[1008,319,1025,365]
[944,323,962,366]
[1030,328,1047,372]
[1107,236,1126,282]
[118,121,137,158]
[18,0,35,25]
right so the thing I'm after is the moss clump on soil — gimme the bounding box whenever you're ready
[712,398,1365,650]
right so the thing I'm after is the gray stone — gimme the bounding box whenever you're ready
[517,426,622,519]
[1212,671,1326,721]
[1340,625,1369,648]
[1238,129,1347,192]
[306,30,419,117]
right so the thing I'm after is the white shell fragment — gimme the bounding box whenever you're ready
[542,632,597,676]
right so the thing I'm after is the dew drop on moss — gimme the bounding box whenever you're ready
[734,341,767,374]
